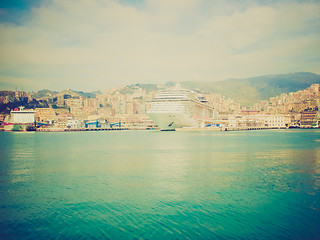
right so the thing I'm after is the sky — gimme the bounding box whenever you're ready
[0,0,319,91]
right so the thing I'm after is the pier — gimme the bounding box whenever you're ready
[37,127,130,132]
[175,126,288,132]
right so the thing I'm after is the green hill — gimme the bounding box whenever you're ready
[30,89,58,98]
[181,72,320,106]
[31,89,96,99]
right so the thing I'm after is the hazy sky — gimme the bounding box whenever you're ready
[0,0,319,91]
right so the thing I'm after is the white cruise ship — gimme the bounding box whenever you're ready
[148,86,215,130]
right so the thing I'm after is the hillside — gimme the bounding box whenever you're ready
[181,72,320,106]
[4,72,320,108]
[30,89,58,98]
[31,89,96,99]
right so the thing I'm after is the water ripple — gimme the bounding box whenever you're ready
[1,130,320,239]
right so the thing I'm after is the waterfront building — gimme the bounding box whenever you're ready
[300,110,319,127]
[241,110,260,115]
[125,101,135,115]
[84,98,98,115]
[220,114,291,128]
[66,119,84,129]
[262,115,291,128]
[65,98,83,108]
[35,108,56,122]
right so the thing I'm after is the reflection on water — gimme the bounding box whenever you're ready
[0,130,320,239]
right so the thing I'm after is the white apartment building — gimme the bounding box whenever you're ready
[226,114,291,128]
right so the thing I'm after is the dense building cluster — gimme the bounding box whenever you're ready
[212,84,320,128]
[1,84,320,129]
[252,84,320,114]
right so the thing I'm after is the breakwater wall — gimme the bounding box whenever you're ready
[176,126,288,132]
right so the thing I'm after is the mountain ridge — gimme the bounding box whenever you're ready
[9,72,320,107]
[180,72,320,106]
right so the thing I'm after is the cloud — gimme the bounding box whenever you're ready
[0,0,319,91]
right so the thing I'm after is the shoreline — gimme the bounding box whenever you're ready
[1,126,319,132]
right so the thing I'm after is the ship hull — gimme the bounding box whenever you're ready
[148,112,199,131]
[4,123,35,131]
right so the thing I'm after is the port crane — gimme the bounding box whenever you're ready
[110,121,121,128]
[85,120,100,128]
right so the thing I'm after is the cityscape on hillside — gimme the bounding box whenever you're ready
[1,75,320,131]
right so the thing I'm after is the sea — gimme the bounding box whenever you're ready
[0,129,319,240]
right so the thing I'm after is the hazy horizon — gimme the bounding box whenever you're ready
[1,0,320,92]
[0,71,319,93]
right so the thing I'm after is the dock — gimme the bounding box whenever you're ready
[37,127,130,132]
[176,126,287,132]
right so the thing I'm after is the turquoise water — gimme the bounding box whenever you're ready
[0,129,320,239]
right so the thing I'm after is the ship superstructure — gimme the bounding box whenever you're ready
[148,87,215,130]
[4,107,36,131]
